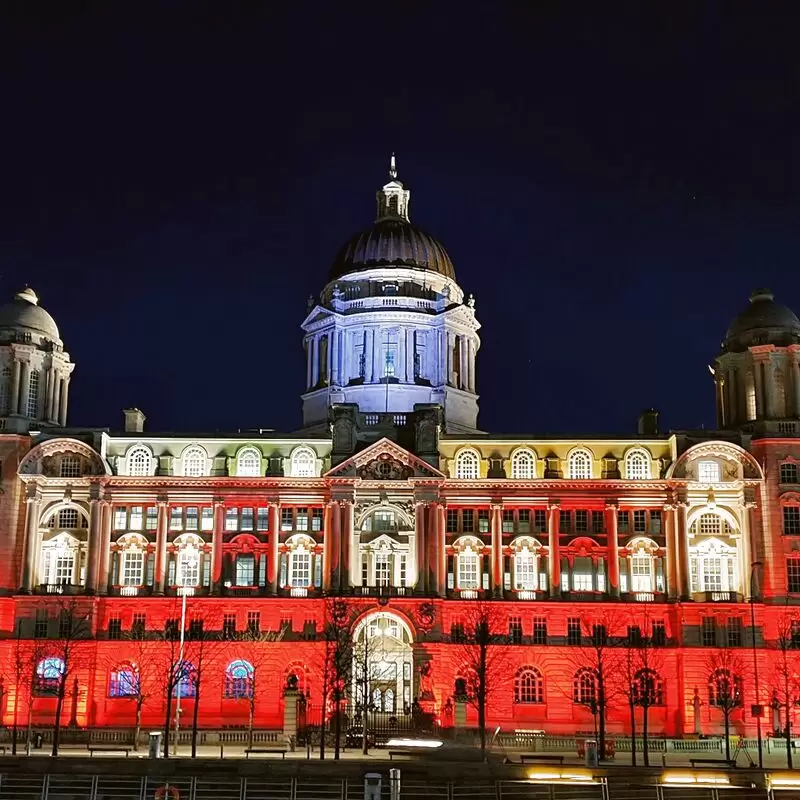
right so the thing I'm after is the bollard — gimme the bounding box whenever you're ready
[389,768,401,800]
[149,730,162,759]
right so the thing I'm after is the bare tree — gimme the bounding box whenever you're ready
[768,608,800,768]
[47,599,92,756]
[319,597,354,760]
[455,600,508,758]
[706,647,747,762]
[159,602,191,759]
[9,621,44,755]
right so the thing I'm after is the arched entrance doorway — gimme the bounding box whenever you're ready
[352,611,414,714]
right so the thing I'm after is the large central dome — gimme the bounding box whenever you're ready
[329,218,455,282]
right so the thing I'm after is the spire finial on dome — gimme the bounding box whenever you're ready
[376,156,410,223]
[389,152,397,180]
[15,287,39,306]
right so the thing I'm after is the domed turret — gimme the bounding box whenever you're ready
[0,287,74,432]
[713,288,800,432]
[301,158,480,434]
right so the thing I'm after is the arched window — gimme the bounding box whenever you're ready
[633,669,664,706]
[454,538,482,589]
[27,368,39,417]
[126,445,153,477]
[224,660,254,699]
[235,553,255,586]
[625,449,651,480]
[290,446,316,478]
[117,534,147,587]
[174,534,202,587]
[286,534,315,588]
[567,449,593,480]
[511,449,536,479]
[172,660,196,698]
[455,449,480,479]
[39,533,80,586]
[237,447,261,477]
[708,669,742,708]
[691,513,734,538]
[182,446,208,478]
[46,507,87,529]
[514,667,544,704]
[573,669,597,706]
[36,657,65,696]
[511,538,541,591]
[109,664,139,697]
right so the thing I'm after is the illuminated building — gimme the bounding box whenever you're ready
[0,159,799,739]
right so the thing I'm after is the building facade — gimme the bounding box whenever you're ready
[1,161,800,739]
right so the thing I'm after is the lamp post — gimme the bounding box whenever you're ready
[750,560,764,769]
[172,553,196,756]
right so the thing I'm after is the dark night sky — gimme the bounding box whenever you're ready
[2,3,799,436]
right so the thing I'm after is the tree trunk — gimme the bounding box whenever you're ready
[51,679,66,757]
[629,700,637,767]
[723,710,731,762]
[25,697,33,757]
[642,703,650,767]
[478,645,487,758]
[598,679,606,760]
[191,680,200,758]
[785,698,793,770]
[134,700,142,752]
[11,689,18,755]
[333,696,341,760]
[319,684,327,760]
[248,698,255,751]
[163,688,173,759]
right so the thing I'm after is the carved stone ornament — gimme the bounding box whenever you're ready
[357,453,414,481]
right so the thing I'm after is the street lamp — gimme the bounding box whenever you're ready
[172,552,197,756]
[750,560,764,769]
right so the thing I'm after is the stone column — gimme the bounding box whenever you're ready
[18,361,30,417]
[467,338,476,392]
[664,504,679,600]
[85,496,102,594]
[59,378,70,426]
[9,358,20,415]
[606,502,620,597]
[268,504,280,594]
[459,336,468,390]
[372,329,383,382]
[677,502,690,600]
[341,501,354,589]
[311,336,319,387]
[714,374,725,427]
[330,333,340,386]
[437,504,446,593]
[397,326,406,382]
[754,360,764,419]
[154,499,169,594]
[447,332,455,386]
[427,502,440,595]
[793,356,800,417]
[305,340,313,389]
[322,502,333,591]
[21,491,41,591]
[547,502,561,594]
[765,359,776,419]
[45,366,56,422]
[96,502,112,594]
[415,501,426,593]
[211,500,224,594]
[727,368,738,425]
[406,329,415,382]
[491,504,503,593]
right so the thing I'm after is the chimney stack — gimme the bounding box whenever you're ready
[637,408,659,436]
[123,408,146,434]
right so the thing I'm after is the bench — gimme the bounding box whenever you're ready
[689,758,737,768]
[87,744,132,757]
[520,754,565,764]
[388,749,423,760]
[245,748,287,759]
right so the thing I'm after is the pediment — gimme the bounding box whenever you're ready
[325,437,444,480]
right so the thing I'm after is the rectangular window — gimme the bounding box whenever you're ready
[726,617,743,647]
[201,507,214,531]
[240,508,254,531]
[236,555,255,586]
[533,617,547,645]
[450,623,465,643]
[458,553,479,589]
[502,510,515,533]
[114,507,127,530]
[788,558,800,593]
[462,509,475,533]
[652,620,666,646]
[129,507,143,530]
[291,551,311,586]
[649,510,662,534]
[170,507,183,530]
[34,609,48,638]
[446,509,459,533]
[281,508,293,531]
[223,613,236,640]
[567,617,581,646]
[701,617,716,647]
[698,461,720,483]
[296,508,309,531]
[792,621,800,649]
[145,507,158,530]
[247,611,260,635]
[781,463,799,484]
[617,512,630,533]
[188,619,204,641]
[131,613,146,640]
[633,510,647,533]
[375,553,391,587]
[312,508,323,532]
[559,510,571,533]
[399,554,407,587]
[627,625,642,646]
[225,508,238,531]
[185,507,198,531]
[575,510,589,533]
[478,510,490,533]
[592,624,607,646]
[533,510,546,533]
[509,616,523,644]
[518,509,530,533]
[123,551,144,586]
[257,507,269,531]
[592,512,604,534]
[165,619,179,641]
[58,611,72,639]
[784,506,800,535]
[108,618,122,640]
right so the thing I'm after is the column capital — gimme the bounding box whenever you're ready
[156,494,169,506]
[547,500,561,511]
[604,500,619,511]
[25,486,41,504]
[663,503,677,512]
[490,502,503,512]
[213,496,226,506]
